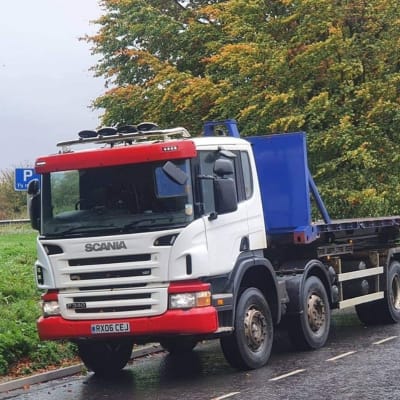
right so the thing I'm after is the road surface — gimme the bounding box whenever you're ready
[2,309,400,400]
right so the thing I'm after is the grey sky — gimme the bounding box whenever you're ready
[0,0,105,171]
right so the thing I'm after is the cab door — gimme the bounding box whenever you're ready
[198,149,261,277]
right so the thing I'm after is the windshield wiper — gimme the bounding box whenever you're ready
[122,219,163,232]
[53,224,117,236]
[121,216,182,232]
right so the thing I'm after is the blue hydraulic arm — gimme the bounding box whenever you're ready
[308,171,331,224]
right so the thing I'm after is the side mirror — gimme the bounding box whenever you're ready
[214,178,238,215]
[27,179,40,195]
[214,158,234,177]
[27,179,41,230]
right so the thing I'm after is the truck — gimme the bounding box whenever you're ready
[27,119,400,375]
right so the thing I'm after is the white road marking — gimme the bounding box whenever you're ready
[211,392,241,400]
[373,335,398,345]
[212,336,398,397]
[269,369,306,381]
[326,351,356,362]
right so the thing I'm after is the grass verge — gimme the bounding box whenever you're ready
[0,224,77,378]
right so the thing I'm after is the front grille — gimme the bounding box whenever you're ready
[53,239,170,319]
[61,250,158,288]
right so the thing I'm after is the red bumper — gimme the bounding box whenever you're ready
[37,307,218,340]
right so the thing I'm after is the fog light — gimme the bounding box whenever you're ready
[36,266,44,285]
[169,291,211,309]
[42,301,61,317]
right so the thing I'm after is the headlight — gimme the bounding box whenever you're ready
[169,291,211,309]
[42,301,61,317]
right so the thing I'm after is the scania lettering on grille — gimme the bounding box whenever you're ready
[85,241,127,252]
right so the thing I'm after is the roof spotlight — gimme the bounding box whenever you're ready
[117,125,138,134]
[78,130,97,139]
[137,122,159,132]
[97,127,118,136]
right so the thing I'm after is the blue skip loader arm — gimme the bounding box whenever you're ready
[291,170,332,245]
[308,172,331,225]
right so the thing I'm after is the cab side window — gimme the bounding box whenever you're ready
[240,151,253,200]
[198,151,217,214]
[197,150,253,214]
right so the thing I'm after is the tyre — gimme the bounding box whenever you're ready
[159,337,198,354]
[220,287,273,370]
[356,261,400,325]
[77,339,133,376]
[288,276,331,350]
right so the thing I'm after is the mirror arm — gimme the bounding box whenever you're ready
[197,174,214,181]
[208,212,218,221]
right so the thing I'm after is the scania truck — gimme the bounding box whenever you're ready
[27,120,400,375]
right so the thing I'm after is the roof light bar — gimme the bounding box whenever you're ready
[57,126,191,149]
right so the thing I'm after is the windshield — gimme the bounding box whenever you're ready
[41,160,194,237]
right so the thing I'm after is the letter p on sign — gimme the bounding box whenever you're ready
[23,169,33,181]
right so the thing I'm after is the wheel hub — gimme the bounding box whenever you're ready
[307,294,325,332]
[244,306,267,351]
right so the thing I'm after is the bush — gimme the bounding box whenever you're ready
[0,169,27,219]
[0,229,77,376]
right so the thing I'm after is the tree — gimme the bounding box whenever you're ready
[87,0,400,217]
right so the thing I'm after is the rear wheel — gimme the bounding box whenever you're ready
[77,339,133,376]
[356,261,400,325]
[159,337,198,354]
[288,276,331,350]
[220,287,273,370]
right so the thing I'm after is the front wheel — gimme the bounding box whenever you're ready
[288,276,331,350]
[77,339,133,376]
[220,287,273,370]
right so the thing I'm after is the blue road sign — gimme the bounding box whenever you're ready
[14,168,40,191]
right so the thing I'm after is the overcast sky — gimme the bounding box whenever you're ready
[0,0,105,171]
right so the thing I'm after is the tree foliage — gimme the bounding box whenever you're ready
[88,0,400,218]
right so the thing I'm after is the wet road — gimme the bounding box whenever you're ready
[3,309,400,400]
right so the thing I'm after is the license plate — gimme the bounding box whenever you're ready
[91,322,130,335]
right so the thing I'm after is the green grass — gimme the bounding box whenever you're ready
[0,226,76,376]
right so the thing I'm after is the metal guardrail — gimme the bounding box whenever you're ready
[0,218,30,225]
